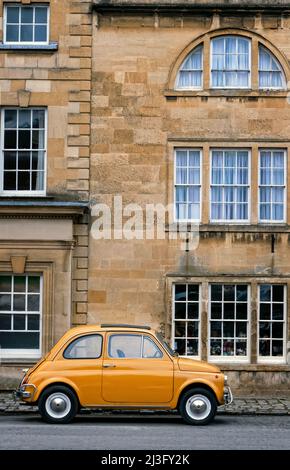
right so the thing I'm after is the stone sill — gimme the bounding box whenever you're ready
[165,223,290,233]
[220,364,290,371]
[165,89,288,99]
[0,42,58,52]
[93,0,290,13]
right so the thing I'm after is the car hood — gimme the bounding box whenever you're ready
[177,356,221,374]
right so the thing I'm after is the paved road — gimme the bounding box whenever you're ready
[0,414,289,450]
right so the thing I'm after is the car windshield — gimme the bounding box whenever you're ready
[156,332,175,356]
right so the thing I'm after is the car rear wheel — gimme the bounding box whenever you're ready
[38,385,78,424]
[179,388,217,425]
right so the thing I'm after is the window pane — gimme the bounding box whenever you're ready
[18,172,30,191]
[4,152,17,170]
[0,276,12,292]
[21,7,33,23]
[27,314,40,331]
[272,285,284,302]
[188,285,199,301]
[211,284,222,301]
[0,314,12,330]
[35,25,47,42]
[18,152,31,170]
[236,322,247,338]
[260,303,271,320]
[6,25,19,42]
[35,7,48,23]
[224,285,235,301]
[187,322,198,337]
[272,323,283,339]
[175,285,186,301]
[13,314,26,330]
[175,321,186,337]
[186,339,198,356]
[4,130,17,149]
[236,285,248,301]
[211,303,222,319]
[28,277,40,293]
[260,284,271,302]
[64,334,102,359]
[27,295,40,312]
[20,25,33,42]
[0,332,39,349]
[175,338,186,355]
[224,303,235,319]
[108,335,142,358]
[14,277,26,292]
[211,321,222,337]
[210,339,221,356]
[3,172,16,191]
[19,110,31,128]
[272,303,284,321]
[272,340,283,356]
[33,110,45,129]
[0,294,11,311]
[223,322,235,337]
[187,303,199,319]
[223,339,234,356]
[7,7,19,23]
[236,303,247,320]
[13,295,25,311]
[259,340,270,356]
[236,340,247,356]
[18,130,31,148]
[175,303,186,319]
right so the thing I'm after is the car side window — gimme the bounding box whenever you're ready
[63,334,102,359]
[108,334,163,359]
[109,334,142,358]
[143,336,163,358]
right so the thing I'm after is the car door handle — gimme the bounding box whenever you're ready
[103,364,116,368]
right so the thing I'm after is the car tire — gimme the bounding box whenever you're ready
[179,388,217,425]
[38,385,79,424]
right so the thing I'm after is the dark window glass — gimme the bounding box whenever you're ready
[13,314,26,330]
[224,303,235,319]
[19,110,31,128]
[223,322,235,337]
[13,295,25,311]
[28,276,40,293]
[211,302,222,319]
[174,303,186,319]
[6,25,19,42]
[5,110,17,128]
[272,303,284,320]
[4,130,17,149]
[187,303,199,319]
[260,303,271,320]
[20,25,33,42]
[210,321,222,338]
[272,322,284,339]
[236,303,247,319]
[188,285,199,301]
[35,8,48,23]
[0,332,39,349]
[35,25,47,42]
[175,338,186,355]
[14,277,26,293]
[260,284,271,302]
[210,339,221,356]
[18,172,30,191]
[175,321,186,337]
[272,285,284,302]
[27,315,40,331]
[4,152,17,170]
[3,172,16,191]
[7,7,19,23]
[187,322,198,337]
[186,339,198,355]
[0,294,11,311]
[224,285,235,301]
[236,285,248,301]
[0,276,12,292]
[21,8,33,23]
[27,295,40,312]
[175,285,186,301]
[272,340,283,356]
[0,314,12,330]
[211,284,222,301]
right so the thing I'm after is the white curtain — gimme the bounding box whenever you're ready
[175,150,201,220]
[259,46,284,89]
[211,36,250,88]
[211,150,249,221]
[177,46,203,89]
[259,151,285,221]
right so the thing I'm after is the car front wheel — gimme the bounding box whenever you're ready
[179,388,217,425]
[38,385,78,424]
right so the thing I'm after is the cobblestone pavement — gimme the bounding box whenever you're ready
[0,392,289,415]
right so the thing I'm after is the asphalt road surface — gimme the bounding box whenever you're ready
[0,414,289,450]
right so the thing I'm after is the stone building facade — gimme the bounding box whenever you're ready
[0,0,91,388]
[1,0,290,396]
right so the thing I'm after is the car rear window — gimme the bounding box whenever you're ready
[63,334,102,359]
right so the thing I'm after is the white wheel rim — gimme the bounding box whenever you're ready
[45,392,71,419]
[185,394,211,421]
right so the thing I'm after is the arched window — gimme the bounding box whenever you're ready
[259,46,286,89]
[176,45,203,89]
[211,36,250,89]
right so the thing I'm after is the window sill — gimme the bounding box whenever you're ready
[165,89,288,99]
[0,42,58,52]
[219,364,290,372]
[165,223,289,233]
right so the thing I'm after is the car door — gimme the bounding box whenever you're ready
[101,332,174,404]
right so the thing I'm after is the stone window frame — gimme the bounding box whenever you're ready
[0,260,53,364]
[166,28,290,97]
[165,276,289,367]
[166,142,290,226]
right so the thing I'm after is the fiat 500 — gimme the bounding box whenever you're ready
[15,324,233,425]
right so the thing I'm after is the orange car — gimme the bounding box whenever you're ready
[15,324,233,425]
